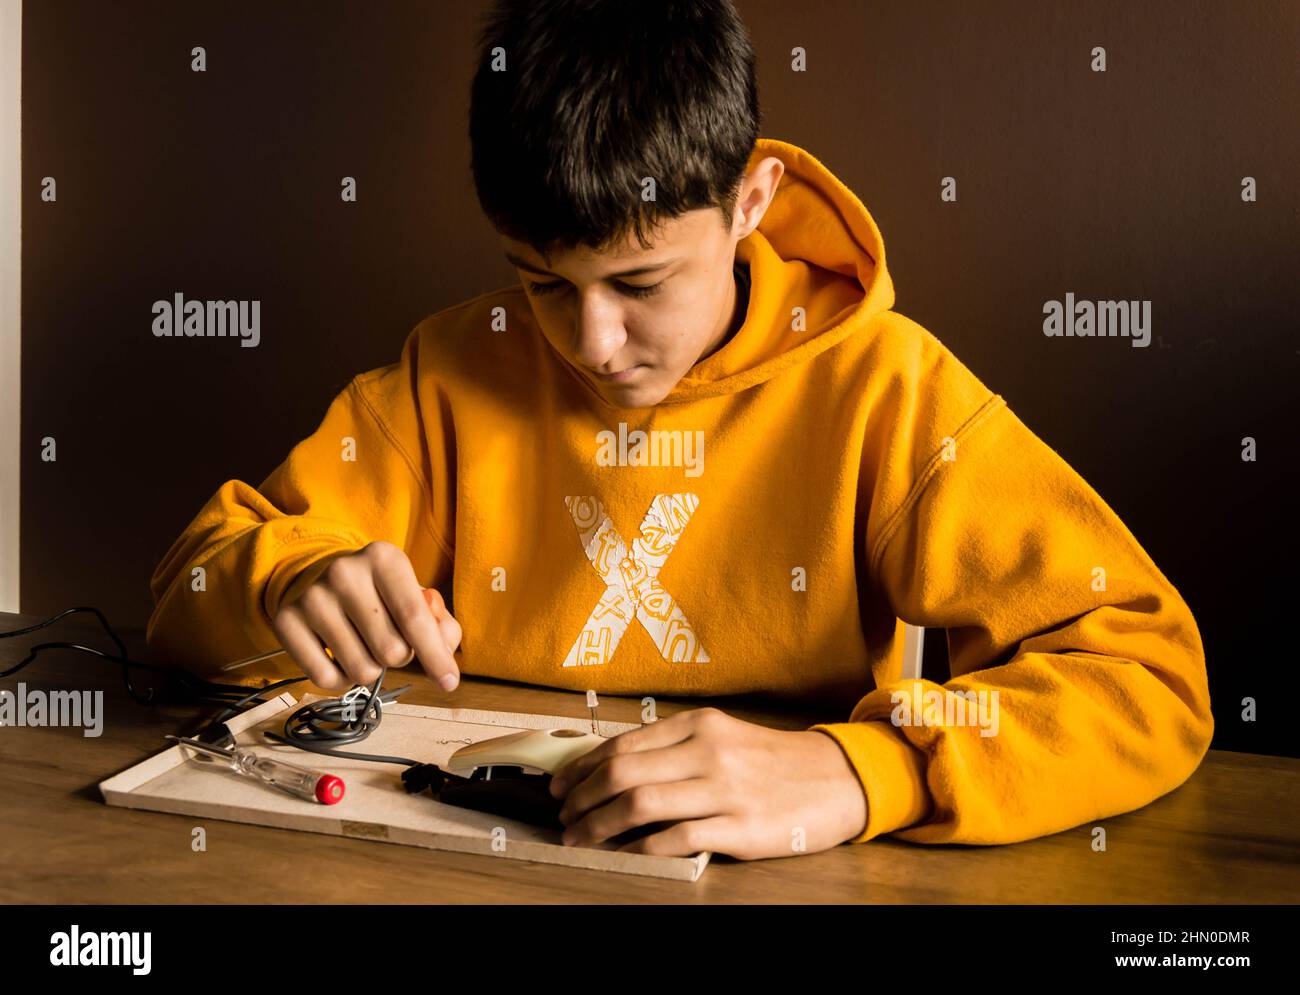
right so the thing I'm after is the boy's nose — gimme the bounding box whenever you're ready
[571,322,628,371]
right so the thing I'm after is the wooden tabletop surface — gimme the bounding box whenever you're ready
[1,610,1296,903]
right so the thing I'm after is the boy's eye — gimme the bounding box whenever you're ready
[618,281,664,299]
[525,280,566,296]
[526,279,664,299]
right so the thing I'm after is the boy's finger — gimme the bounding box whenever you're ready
[432,597,463,652]
[551,715,692,793]
[422,586,449,615]
[334,576,416,670]
[295,590,385,686]
[420,587,463,655]
[274,606,349,690]
[374,568,460,691]
[439,616,463,653]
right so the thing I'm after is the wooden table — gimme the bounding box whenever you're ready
[1,610,1296,903]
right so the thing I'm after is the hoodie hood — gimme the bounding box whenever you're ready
[658,136,896,404]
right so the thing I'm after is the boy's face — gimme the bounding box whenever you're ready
[503,156,785,408]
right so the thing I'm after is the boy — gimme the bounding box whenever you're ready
[147,0,1213,860]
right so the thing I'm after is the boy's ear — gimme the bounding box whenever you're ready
[734,157,786,237]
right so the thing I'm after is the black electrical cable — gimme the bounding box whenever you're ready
[1,606,175,704]
[262,668,421,766]
[0,606,421,767]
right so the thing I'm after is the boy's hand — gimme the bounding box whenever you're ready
[549,707,868,859]
[271,541,462,693]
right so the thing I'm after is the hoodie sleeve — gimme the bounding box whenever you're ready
[810,331,1214,846]
[146,328,455,687]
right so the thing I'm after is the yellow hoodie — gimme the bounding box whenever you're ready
[147,137,1214,846]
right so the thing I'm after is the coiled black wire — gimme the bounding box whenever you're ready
[263,669,419,765]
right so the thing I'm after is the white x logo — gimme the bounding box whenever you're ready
[561,493,710,667]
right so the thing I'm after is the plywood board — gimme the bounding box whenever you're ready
[99,692,710,882]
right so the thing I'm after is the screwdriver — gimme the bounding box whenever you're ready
[165,735,346,805]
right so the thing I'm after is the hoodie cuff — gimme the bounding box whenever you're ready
[262,534,368,627]
[809,720,931,842]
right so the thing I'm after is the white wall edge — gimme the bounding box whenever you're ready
[0,0,19,613]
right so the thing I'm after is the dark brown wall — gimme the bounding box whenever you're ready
[21,1,1299,756]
